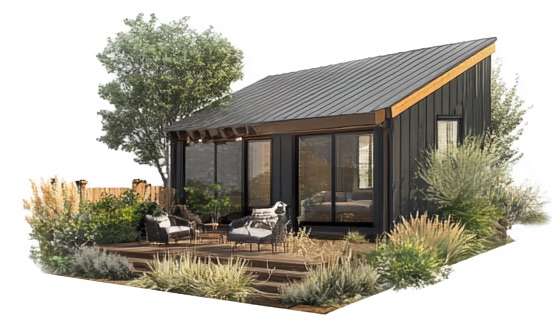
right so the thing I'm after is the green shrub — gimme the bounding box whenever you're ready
[415,136,509,239]
[184,182,230,223]
[344,231,368,244]
[502,183,549,228]
[373,238,451,290]
[82,190,146,244]
[389,212,479,265]
[279,257,381,307]
[128,253,256,302]
[24,177,96,274]
[69,246,134,280]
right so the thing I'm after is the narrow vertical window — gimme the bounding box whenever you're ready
[298,135,332,222]
[437,119,459,151]
[248,140,271,207]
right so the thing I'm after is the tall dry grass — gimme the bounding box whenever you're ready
[387,212,478,264]
[128,252,256,302]
[23,176,80,223]
[285,227,351,264]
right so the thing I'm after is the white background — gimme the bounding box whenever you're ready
[1,1,554,323]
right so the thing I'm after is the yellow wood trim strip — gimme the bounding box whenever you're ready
[374,109,386,124]
[391,42,496,118]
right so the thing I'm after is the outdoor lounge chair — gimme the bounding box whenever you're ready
[227,201,289,253]
[144,214,196,245]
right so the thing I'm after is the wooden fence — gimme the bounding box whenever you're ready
[77,179,174,211]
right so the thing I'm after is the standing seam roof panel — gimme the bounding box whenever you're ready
[167,37,496,133]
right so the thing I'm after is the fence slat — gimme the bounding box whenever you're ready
[80,180,174,211]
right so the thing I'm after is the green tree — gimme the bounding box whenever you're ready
[97,13,243,184]
[490,58,530,167]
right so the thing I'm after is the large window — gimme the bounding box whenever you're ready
[185,142,215,187]
[216,142,243,211]
[248,140,271,207]
[298,136,332,222]
[185,141,243,218]
[299,133,374,224]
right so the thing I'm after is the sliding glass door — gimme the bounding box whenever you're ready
[247,140,271,208]
[298,132,374,224]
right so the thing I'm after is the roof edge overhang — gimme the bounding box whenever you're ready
[390,41,496,118]
[168,112,381,143]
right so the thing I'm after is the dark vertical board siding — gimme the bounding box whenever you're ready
[456,74,464,115]
[391,116,401,221]
[170,140,177,189]
[409,103,419,214]
[374,126,384,231]
[399,112,410,218]
[449,81,457,115]
[426,95,435,144]
[280,134,296,223]
[441,84,450,115]
[174,141,185,203]
[418,100,427,152]
[389,57,492,224]
[484,58,492,132]
[271,135,282,204]
[465,67,473,136]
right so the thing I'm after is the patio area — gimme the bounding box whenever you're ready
[97,230,374,310]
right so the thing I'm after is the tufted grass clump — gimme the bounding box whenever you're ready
[128,252,256,302]
[344,231,368,244]
[373,238,451,290]
[279,257,381,307]
[388,212,479,265]
[286,227,351,263]
[69,246,134,280]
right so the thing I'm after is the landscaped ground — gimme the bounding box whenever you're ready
[90,233,376,314]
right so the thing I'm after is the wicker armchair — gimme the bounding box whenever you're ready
[145,214,196,245]
[227,201,289,253]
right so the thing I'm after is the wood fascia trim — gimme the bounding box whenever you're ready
[391,42,496,118]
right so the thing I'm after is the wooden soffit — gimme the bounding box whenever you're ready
[170,112,380,143]
[390,42,496,118]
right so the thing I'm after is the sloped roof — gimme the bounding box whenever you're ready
[168,37,496,134]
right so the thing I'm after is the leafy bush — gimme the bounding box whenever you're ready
[373,238,451,290]
[184,182,230,223]
[82,190,146,244]
[69,246,134,280]
[24,177,95,274]
[279,257,381,306]
[128,253,256,302]
[344,231,368,244]
[415,136,509,238]
[388,212,479,265]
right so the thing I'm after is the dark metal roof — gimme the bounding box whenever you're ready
[167,37,496,133]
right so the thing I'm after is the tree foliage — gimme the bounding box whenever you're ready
[490,58,530,167]
[97,13,243,183]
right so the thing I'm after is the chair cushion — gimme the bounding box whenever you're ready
[153,215,171,228]
[166,226,190,234]
[229,226,272,239]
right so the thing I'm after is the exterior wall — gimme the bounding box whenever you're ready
[388,57,492,224]
[171,140,186,203]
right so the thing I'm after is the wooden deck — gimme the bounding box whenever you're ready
[98,233,313,308]
[98,232,374,310]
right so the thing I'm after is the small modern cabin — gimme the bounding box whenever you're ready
[167,37,496,237]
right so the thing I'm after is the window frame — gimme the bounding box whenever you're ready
[436,116,462,151]
[297,131,374,225]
